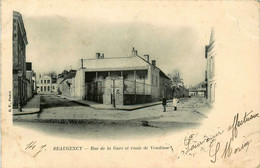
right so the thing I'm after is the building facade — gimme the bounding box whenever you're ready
[73,48,172,105]
[13,11,29,108]
[189,81,207,98]
[37,75,57,94]
[205,28,217,102]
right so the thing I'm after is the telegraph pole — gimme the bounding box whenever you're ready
[134,80,136,104]
[113,79,116,107]
[143,78,145,103]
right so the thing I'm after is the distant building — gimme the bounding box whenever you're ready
[13,11,29,108]
[205,28,216,102]
[37,75,57,94]
[189,81,207,98]
[73,48,172,105]
[52,76,58,93]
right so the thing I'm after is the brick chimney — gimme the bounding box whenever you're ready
[144,55,149,62]
[152,60,156,66]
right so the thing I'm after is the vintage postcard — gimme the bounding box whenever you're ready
[1,0,260,167]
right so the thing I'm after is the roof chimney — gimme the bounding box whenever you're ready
[132,47,137,56]
[81,59,83,68]
[144,55,149,62]
[152,60,156,66]
[96,53,100,59]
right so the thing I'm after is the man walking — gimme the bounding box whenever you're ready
[162,97,167,112]
[173,97,179,111]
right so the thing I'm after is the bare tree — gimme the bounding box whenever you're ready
[46,71,57,78]
[168,69,183,82]
[172,69,182,79]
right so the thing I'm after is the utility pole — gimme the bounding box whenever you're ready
[134,80,136,104]
[113,79,116,107]
[143,78,145,103]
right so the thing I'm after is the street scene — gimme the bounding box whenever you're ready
[12,10,216,138]
[14,94,211,138]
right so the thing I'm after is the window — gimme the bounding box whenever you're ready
[44,86,46,91]
[48,86,50,91]
[44,80,46,84]
[41,80,43,84]
[47,80,50,83]
[41,86,43,91]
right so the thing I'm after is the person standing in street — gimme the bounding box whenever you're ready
[162,97,167,112]
[173,97,179,111]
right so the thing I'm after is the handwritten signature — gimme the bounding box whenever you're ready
[181,110,259,163]
[25,141,47,157]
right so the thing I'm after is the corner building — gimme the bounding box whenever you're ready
[74,48,172,105]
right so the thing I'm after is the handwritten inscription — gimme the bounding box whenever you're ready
[181,111,259,163]
[25,141,47,157]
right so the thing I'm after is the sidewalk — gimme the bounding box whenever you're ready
[58,95,172,111]
[13,95,41,115]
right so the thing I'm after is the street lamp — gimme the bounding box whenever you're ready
[18,71,23,112]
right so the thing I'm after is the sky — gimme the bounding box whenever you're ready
[14,1,218,86]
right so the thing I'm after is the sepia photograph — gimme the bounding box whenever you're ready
[1,1,259,168]
[12,9,215,138]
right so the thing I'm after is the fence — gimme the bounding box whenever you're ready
[123,79,152,105]
[85,81,105,103]
[85,79,172,105]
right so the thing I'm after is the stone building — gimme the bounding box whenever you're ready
[74,48,172,105]
[37,75,57,94]
[189,81,206,98]
[13,11,29,108]
[205,28,217,102]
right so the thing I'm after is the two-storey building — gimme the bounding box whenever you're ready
[13,11,29,108]
[205,28,217,102]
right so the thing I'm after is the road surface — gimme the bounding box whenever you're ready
[14,95,211,139]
